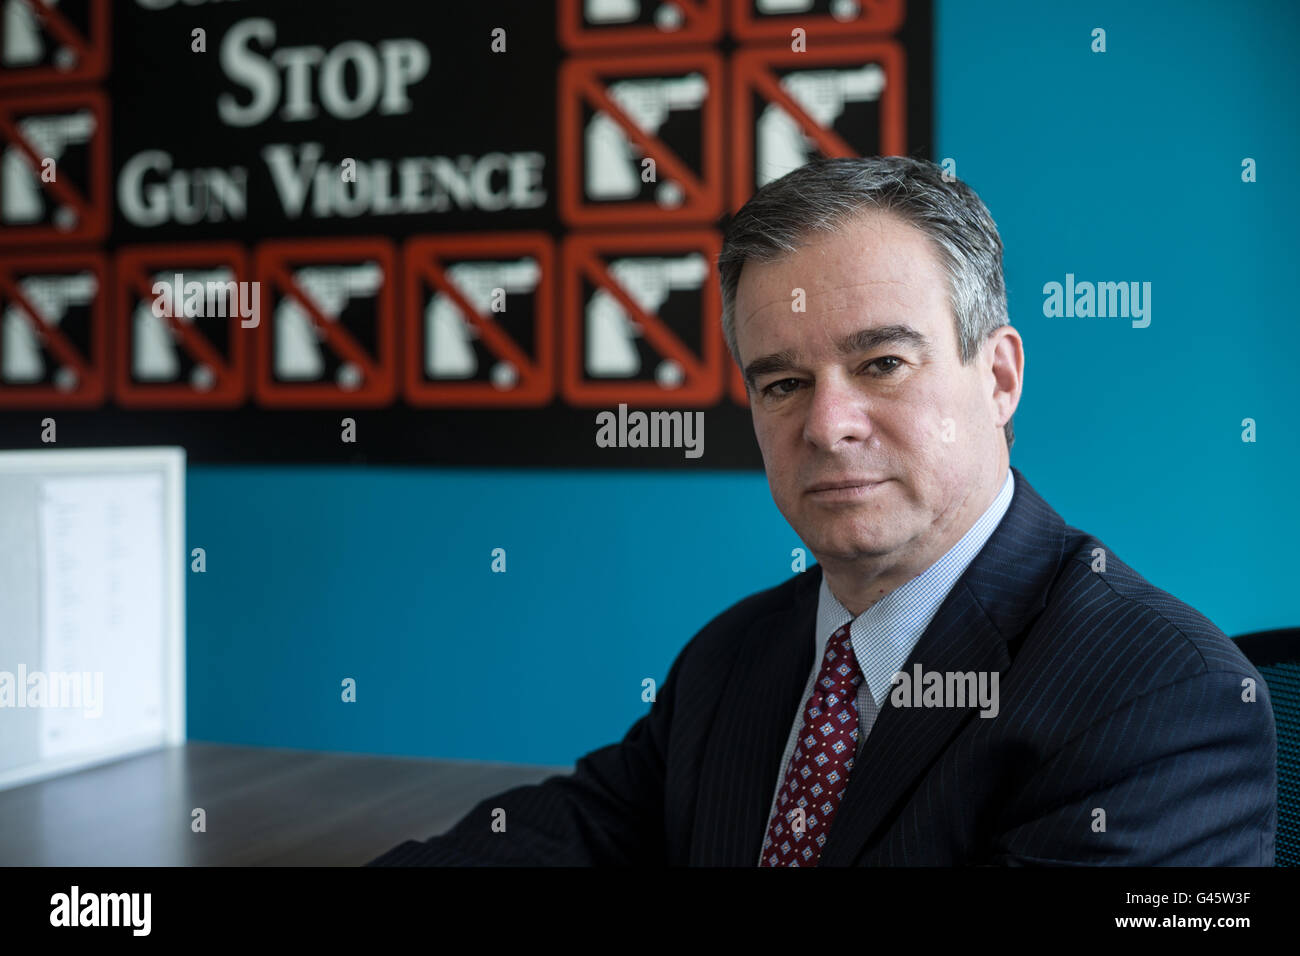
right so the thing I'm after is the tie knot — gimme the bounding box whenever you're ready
[818,623,862,693]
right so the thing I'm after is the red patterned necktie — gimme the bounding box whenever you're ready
[760,622,863,866]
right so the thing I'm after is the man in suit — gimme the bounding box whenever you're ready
[369,156,1276,866]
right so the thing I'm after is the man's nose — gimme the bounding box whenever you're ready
[801,371,873,450]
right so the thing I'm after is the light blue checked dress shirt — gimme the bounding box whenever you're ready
[758,467,1015,863]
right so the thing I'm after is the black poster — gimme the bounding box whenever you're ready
[0,0,932,468]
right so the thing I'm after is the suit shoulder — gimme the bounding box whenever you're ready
[1041,526,1260,684]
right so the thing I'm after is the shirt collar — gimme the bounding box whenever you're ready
[813,467,1015,707]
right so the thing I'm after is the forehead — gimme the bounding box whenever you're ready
[733,210,951,351]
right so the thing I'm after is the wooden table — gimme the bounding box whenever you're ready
[0,742,568,865]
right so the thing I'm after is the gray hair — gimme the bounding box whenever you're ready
[718,155,1014,450]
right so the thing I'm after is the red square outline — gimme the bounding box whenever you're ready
[729,41,906,212]
[114,243,251,408]
[403,232,555,407]
[559,50,724,227]
[560,230,723,407]
[0,89,110,245]
[0,251,107,408]
[253,238,398,408]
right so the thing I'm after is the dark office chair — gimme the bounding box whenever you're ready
[1234,627,1300,866]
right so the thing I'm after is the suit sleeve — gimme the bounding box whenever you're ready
[987,668,1276,866]
[365,637,694,866]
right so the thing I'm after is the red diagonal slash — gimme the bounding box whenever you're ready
[730,42,905,212]
[113,244,251,408]
[263,260,380,380]
[577,74,707,205]
[124,271,232,377]
[0,271,90,377]
[403,233,554,407]
[253,239,396,408]
[0,89,109,244]
[0,109,91,222]
[748,66,860,160]
[560,51,723,227]
[416,260,536,377]
[576,250,707,379]
[0,253,105,408]
[19,0,92,61]
[561,230,724,406]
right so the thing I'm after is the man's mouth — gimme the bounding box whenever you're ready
[805,478,889,500]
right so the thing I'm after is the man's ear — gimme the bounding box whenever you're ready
[985,325,1024,431]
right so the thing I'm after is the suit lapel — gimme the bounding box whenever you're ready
[690,567,818,865]
[815,575,1011,864]
[818,466,1068,865]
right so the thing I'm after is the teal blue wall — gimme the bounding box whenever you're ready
[186,0,1300,762]
[934,0,1298,644]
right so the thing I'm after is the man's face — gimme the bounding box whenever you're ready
[734,209,1005,570]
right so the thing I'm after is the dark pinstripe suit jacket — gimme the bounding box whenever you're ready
[369,466,1277,866]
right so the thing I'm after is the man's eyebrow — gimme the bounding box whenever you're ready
[837,324,932,358]
[743,324,932,388]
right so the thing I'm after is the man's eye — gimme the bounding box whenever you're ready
[867,356,903,375]
[761,378,802,398]
[760,359,902,397]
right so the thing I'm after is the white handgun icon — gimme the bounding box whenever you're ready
[1,111,95,228]
[426,259,541,387]
[2,272,97,388]
[132,269,235,387]
[586,73,708,206]
[586,253,707,387]
[274,264,384,386]
[757,64,885,187]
